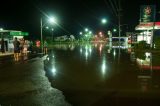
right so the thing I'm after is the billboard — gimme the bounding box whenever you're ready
[140,5,156,23]
[10,31,29,36]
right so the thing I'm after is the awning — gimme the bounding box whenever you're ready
[135,22,160,30]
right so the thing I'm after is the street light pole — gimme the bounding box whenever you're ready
[40,18,43,53]
[51,28,54,42]
[118,0,121,46]
[40,16,57,52]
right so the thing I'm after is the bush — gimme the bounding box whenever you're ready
[154,36,160,49]
[134,41,148,49]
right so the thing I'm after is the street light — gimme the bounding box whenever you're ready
[101,18,107,24]
[0,28,3,31]
[113,29,117,32]
[80,32,83,35]
[0,28,4,39]
[49,17,57,24]
[45,26,54,42]
[89,31,92,34]
[40,17,57,53]
[85,28,89,32]
[46,26,49,29]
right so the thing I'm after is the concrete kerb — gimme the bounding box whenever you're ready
[0,52,14,57]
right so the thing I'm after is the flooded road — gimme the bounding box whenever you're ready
[0,55,70,106]
[44,43,160,106]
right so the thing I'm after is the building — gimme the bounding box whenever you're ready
[135,22,160,44]
[0,30,29,52]
[134,5,159,48]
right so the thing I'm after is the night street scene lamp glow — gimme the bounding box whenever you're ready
[85,28,89,32]
[89,31,92,34]
[49,17,57,24]
[46,26,49,29]
[40,16,57,53]
[101,18,107,24]
[113,29,117,32]
[0,28,3,31]
[80,32,83,35]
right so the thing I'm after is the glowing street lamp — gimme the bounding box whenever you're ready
[101,18,107,24]
[0,28,3,31]
[89,31,92,34]
[40,16,57,53]
[80,32,83,35]
[85,28,89,32]
[113,29,117,32]
[46,26,49,29]
[49,17,57,24]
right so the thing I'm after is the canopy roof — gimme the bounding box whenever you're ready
[135,22,160,30]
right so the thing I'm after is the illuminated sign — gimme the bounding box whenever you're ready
[10,31,29,36]
[140,5,156,23]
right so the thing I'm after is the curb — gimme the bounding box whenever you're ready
[0,53,14,57]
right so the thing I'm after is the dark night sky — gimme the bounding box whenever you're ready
[0,0,160,39]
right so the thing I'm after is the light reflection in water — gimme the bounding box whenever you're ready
[79,45,93,61]
[136,52,152,92]
[69,44,75,51]
[46,54,57,77]
[85,50,89,60]
[45,44,160,99]
[113,50,116,56]
[89,47,92,54]
[85,45,89,61]
[51,67,57,76]
[51,44,76,51]
[99,44,102,56]
[101,56,107,78]
[113,49,116,60]
[80,48,83,54]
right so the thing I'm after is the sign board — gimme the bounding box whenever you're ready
[10,31,29,36]
[140,5,156,23]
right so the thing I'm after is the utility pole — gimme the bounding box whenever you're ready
[151,6,156,49]
[117,0,122,65]
[51,28,54,42]
[118,0,122,46]
[40,18,43,53]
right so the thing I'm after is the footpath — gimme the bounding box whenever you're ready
[0,52,71,106]
[0,52,13,57]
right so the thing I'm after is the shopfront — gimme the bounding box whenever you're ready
[0,30,29,52]
[135,22,160,45]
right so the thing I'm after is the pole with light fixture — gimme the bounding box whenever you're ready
[40,16,57,53]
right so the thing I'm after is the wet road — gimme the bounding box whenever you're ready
[44,43,160,106]
[0,53,70,106]
[0,54,37,69]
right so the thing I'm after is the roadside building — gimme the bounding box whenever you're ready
[0,30,29,52]
[135,22,160,44]
[135,5,160,48]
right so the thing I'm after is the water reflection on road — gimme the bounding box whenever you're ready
[44,43,160,106]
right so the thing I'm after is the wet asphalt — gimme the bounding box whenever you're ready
[43,44,160,106]
[0,53,70,106]
[1,43,160,106]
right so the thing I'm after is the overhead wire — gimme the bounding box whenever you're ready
[104,0,118,19]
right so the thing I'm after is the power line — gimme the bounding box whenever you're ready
[104,0,118,19]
